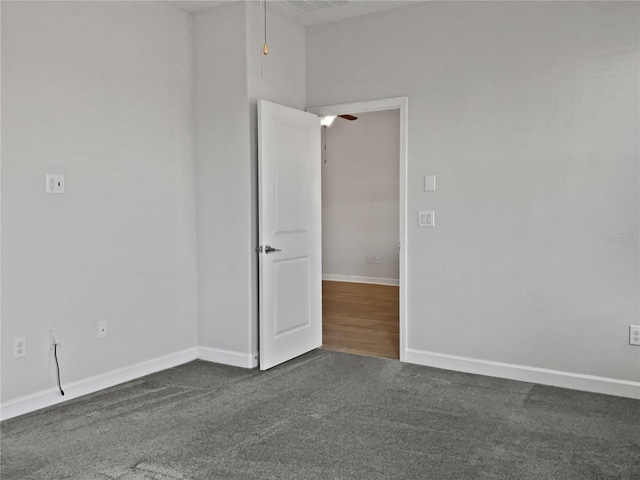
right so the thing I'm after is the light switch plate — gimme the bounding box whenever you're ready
[46,174,65,194]
[424,175,436,192]
[418,210,435,227]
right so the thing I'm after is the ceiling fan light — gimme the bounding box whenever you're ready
[320,115,337,127]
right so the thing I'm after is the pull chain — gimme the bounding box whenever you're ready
[262,0,268,56]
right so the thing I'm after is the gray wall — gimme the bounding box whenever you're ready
[1,1,198,402]
[195,2,306,359]
[323,110,400,281]
[194,3,253,357]
[307,1,640,381]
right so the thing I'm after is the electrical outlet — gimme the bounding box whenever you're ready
[630,325,640,346]
[13,336,26,358]
[98,321,107,339]
[418,210,435,227]
[50,330,61,350]
[45,174,65,194]
[374,256,380,264]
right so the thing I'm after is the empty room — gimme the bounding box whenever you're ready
[1,1,639,479]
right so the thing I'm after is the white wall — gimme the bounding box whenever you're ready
[307,2,640,383]
[246,2,306,111]
[194,2,254,361]
[1,1,197,403]
[323,110,400,281]
[195,2,306,360]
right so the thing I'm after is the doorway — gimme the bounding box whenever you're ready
[308,97,408,362]
[320,110,400,359]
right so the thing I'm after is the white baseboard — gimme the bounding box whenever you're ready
[197,346,258,369]
[404,348,640,400]
[0,347,198,421]
[6,345,632,421]
[322,274,399,287]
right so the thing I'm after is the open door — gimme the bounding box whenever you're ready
[258,100,322,370]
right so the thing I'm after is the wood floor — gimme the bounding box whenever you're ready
[322,280,399,359]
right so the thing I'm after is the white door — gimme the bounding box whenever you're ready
[258,100,322,370]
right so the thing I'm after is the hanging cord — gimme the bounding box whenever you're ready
[54,343,65,396]
[262,0,268,55]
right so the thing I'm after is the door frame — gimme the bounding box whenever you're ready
[307,97,408,362]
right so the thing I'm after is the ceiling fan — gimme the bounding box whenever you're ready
[320,113,358,127]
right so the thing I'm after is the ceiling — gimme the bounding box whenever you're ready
[166,0,425,26]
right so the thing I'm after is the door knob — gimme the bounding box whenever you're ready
[264,245,282,254]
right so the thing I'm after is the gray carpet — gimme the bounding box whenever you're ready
[1,350,639,479]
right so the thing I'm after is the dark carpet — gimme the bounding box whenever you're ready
[1,350,639,479]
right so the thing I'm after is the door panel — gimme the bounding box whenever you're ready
[273,257,311,337]
[258,100,321,371]
[273,123,311,233]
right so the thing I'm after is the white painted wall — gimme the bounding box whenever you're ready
[323,110,400,281]
[1,2,197,402]
[194,2,254,360]
[307,1,640,382]
[246,2,306,111]
[194,2,306,360]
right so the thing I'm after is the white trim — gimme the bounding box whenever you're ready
[198,346,258,369]
[0,347,198,421]
[405,348,640,400]
[308,97,409,363]
[322,274,399,287]
[308,97,408,117]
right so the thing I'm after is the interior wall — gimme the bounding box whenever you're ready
[195,2,306,359]
[194,2,253,359]
[323,110,400,282]
[307,1,640,382]
[246,2,306,111]
[1,1,197,402]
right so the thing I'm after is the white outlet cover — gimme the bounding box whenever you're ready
[46,174,65,194]
[418,210,435,227]
[13,336,26,358]
[50,330,61,349]
[630,325,640,346]
[98,321,108,339]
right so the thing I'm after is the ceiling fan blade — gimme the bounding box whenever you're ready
[338,114,358,121]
